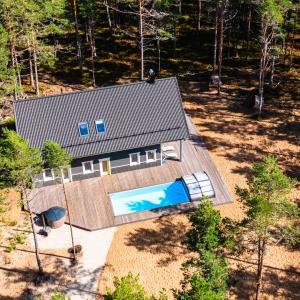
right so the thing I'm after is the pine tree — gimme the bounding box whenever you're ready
[0,25,16,106]
[0,129,44,274]
[236,156,298,299]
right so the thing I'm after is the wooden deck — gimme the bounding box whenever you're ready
[30,116,232,230]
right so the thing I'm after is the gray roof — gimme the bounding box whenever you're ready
[14,77,189,158]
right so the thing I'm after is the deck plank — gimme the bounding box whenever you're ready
[29,115,232,230]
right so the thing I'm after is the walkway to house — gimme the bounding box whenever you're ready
[29,224,116,299]
[29,115,232,230]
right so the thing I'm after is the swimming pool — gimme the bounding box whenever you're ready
[110,181,189,216]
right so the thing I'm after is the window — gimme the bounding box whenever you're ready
[43,168,54,181]
[78,122,89,137]
[95,119,106,134]
[146,150,156,163]
[82,161,94,174]
[129,152,140,166]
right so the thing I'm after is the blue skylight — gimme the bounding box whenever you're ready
[95,119,106,134]
[78,122,89,137]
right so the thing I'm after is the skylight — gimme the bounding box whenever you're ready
[78,122,89,137]
[95,119,106,134]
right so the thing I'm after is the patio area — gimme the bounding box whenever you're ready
[29,116,232,230]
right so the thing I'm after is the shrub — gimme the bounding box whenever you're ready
[6,241,16,253]
[105,272,168,300]
[14,232,26,244]
[50,292,70,300]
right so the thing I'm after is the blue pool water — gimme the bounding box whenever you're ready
[110,181,189,216]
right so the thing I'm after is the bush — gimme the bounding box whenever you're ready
[6,241,16,253]
[50,292,70,300]
[105,272,168,300]
[14,232,26,244]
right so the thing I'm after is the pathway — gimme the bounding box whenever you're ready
[29,224,116,299]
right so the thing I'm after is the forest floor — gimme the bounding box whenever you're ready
[97,74,300,299]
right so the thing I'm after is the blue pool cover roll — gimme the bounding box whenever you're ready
[44,206,66,221]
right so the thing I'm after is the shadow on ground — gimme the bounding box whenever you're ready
[125,215,190,267]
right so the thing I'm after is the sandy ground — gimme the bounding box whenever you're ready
[0,190,76,300]
[98,85,300,299]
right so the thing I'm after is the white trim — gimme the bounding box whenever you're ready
[99,158,111,176]
[146,149,157,163]
[111,158,160,169]
[82,161,94,174]
[129,152,141,166]
[43,168,54,182]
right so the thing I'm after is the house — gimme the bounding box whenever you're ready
[14,77,190,187]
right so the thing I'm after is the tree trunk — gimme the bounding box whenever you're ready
[178,0,182,14]
[104,0,112,32]
[173,19,177,57]
[289,8,297,70]
[256,237,266,300]
[213,5,219,74]
[72,0,83,74]
[227,27,231,59]
[27,39,35,88]
[26,194,43,274]
[62,181,77,263]
[139,0,144,81]
[10,42,22,90]
[269,55,275,88]
[218,3,225,79]
[258,21,267,118]
[114,0,118,28]
[88,16,96,87]
[157,38,161,76]
[246,5,252,59]
[32,45,39,96]
[197,0,202,31]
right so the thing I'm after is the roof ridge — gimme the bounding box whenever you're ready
[14,77,177,104]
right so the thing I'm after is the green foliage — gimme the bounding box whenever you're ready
[6,241,16,253]
[6,232,27,252]
[14,232,26,244]
[185,198,237,253]
[175,251,228,300]
[0,25,16,98]
[105,272,168,300]
[0,128,42,190]
[42,140,72,169]
[185,198,222,252]
[236,156,297,239]
[178,199,232,299]
[281,224,300,249]
[260,0,292,23]
[50,292,70,300]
